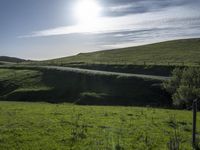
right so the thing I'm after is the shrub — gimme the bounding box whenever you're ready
[163,67,200,108]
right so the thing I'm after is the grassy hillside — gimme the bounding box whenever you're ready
[42,38,200,66]
[0,101,199,150]
[0,67,170,106]
[0,56,26,63]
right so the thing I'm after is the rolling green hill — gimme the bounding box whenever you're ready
[43,38,200,66]
[0,56,26,63]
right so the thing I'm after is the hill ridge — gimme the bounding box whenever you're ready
[42,38,200,66]
[0,56,26,63]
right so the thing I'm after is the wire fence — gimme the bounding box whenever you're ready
[23,61,200,67]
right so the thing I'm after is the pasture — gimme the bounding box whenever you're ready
[0,101,199,150]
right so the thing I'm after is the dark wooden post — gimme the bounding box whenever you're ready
[192,99,197,148]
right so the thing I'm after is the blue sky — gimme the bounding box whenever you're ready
[0,0,200,60]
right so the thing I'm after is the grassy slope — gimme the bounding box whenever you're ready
[0,56,26,63]
[0,68,51,95]
[0,101,199,150]
[0,68,170,106]
[44,38,200,65]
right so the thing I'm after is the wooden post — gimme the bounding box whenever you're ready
[192,99,197,148]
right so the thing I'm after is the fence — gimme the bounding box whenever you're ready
[192,99,199,148]
[24,61,200,67]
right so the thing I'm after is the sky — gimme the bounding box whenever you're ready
[0,0,200,60]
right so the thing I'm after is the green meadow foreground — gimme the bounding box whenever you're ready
[0,101,199,150]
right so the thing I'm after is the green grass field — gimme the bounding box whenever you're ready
[0,101,199,150]
[39,38,200,66]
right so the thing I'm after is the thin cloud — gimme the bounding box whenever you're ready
[20,10,200,39]
[102,0,196,17]
[108,3,134,12]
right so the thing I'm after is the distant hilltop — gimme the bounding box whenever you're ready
[41,38,200,66]
[0,56,27,63]
[2,38,200,66]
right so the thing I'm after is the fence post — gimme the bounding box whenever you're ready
[192,99,197,148]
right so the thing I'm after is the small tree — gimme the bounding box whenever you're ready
[163,67,200,108]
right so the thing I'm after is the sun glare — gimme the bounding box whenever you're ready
[74,0,102,24]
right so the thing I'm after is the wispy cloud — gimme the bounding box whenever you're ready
[20,3,200,39]
[102,0,197,17]
[108,3,134,12]
[19,15,138,38]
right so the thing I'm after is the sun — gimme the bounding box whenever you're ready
[74,0,102,24]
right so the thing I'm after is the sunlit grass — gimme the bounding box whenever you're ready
[0,101,199,149]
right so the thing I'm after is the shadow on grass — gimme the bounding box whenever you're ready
[2,68,171,107]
